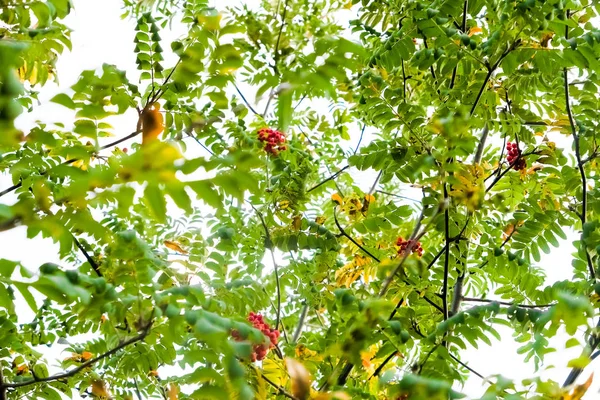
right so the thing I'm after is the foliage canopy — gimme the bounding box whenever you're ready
[1,0,600,399]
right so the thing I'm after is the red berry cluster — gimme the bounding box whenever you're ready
[396,237,423,257]
[257,127,287,155]
[506,142,526,171]
[232,312,280,362]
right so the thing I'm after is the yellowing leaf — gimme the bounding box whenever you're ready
[469,27,483,36]
[286,358,311,400]
[168,383,179,400]
[364,194,375,204]
[81,351,93,361]
[564,373,593,400]
[262,357,287,387]
[331,193,343,205]
[91,380,110,398]
[164,240,188,255]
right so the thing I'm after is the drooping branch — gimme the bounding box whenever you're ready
[3,321,153,390]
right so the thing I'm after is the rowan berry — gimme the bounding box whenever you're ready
[506,142,526,171]
[257,128,287,155]
[231,312,280,361]
[396,237,424,257]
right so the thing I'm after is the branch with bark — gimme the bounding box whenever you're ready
[2,321,153,391]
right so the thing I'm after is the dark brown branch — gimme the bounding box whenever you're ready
[369,351,398,379]
[262,374,298,400]
[233,82,260,116]
[306,165,349,193]
[333,207,380,262]
[0,130,141,199]
[441,184,450,320]
[462,297,555,309]
[71,234,102,277]
[448,353,486,380]
[469,41,518,116]
[563,37,593,279]
[3,322,153,389]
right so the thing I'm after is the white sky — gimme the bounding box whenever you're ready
[0,0,596,398]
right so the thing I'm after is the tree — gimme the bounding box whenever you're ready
[1,0,600,398]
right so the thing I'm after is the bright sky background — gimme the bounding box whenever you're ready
[0,0,597,398]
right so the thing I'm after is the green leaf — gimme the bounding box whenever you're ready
[144,184,167,223]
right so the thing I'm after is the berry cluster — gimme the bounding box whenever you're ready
[231,312,280,362]
[506,142,526,171]
[257,128,287,155]
[396,237,424,257]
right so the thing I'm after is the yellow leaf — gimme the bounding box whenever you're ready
[565,373,593,400]
[315,216,327,225]
[91,380,110,398]
[81,351,93,361]
[168,383,179,400]
[331,193,343,205]
[262,358,287,387]
[164,240,188,255]
[364,194,375,204]
[142,103,164,146]
[292,215,302,230]
[468,26,482,36]
[286,358,311,400]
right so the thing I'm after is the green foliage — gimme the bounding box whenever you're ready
[1,0,600,399]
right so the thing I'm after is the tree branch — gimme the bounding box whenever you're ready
[0,130,141,199]
[333,207,380,262]
[563,25,593,279]
[252,206,282,330]
[292,302,308,343]
[462,297,555,309]
[306,165,349,193]
[3,321,153,390]
[233,82,260,117]
[71,234,102,277]
[262,373,298,400]
[441,184,450,320]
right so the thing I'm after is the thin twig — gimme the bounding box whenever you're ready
[469,41,518,116]
[251,206,282,329]
[563,32,593,279]
[441,184,450,320]
[375,190,421,203]
[379,204,439,297]
[233,82,260,116]
[0,130,141,199]
[369,351,398,379]
[307,165,349,193]
[71,234,102,277]
[292,302,308,343]
[462,297,555,309]
[448,353,486,380]
[333,207,380,262]
[262,374,298,400]
[353,124,366,155]
[3,322,153,389]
